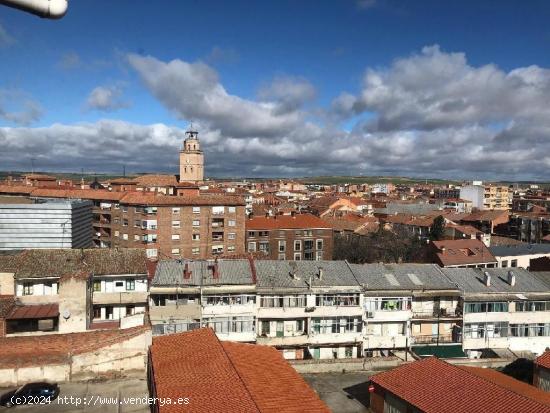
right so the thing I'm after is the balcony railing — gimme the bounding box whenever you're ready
[412,308,460,319]
[411,334,459,345]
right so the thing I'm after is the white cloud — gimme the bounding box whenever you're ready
[58,52,81,70]
[3,46,550,180]
[0,89,42,125]
[85,85,130,112]
[127,54,304,138]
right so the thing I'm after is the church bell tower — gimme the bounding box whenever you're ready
[179,129,204,183]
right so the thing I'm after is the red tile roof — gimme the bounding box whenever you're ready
[0,325,149,368]
[536,350,550,370]
[150,328,328,413]
[247,213,332,230]
[432,239,497,266]
[370,357,550,413]
[460,365,550,406]
[7,303,59,319]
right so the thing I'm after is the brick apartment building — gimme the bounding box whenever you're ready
[0,186,246,260]
[246,213,333,260]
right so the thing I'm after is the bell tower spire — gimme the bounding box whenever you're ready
[179,127,204,183]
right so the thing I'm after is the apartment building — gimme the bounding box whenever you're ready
[350,263,461,356]
[508,213,550,243]
[489,244,550,269]
[149,258,257,342]
[255,260,362,360]
[246,213,333,260]
[0,198,93,250]
[460,183,510,211]
[442,267,550,356]
[0,185,247,260]
[0,249,149,336]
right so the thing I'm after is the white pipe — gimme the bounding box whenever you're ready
[0,0,68,19]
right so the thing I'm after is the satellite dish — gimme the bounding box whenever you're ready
[62,309,71,319]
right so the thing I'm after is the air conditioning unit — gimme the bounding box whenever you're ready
[305,307,315,313]
[366,311,374,318]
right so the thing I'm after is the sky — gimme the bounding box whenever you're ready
[1,0,550,180]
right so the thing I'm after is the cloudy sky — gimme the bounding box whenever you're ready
[1,0,550,180]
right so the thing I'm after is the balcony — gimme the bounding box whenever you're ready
[212,218,225,228]
[256,334,309,346]
[411,334,459,345]
[212,232,224,242]
[412,308,461,319]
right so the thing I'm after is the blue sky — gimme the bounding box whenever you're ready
[1,0,550,179]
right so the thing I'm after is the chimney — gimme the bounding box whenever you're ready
[183,262,192,280]
[317,267,324,280]
[212,258,219,279]
[483,271,491,287]
[508,270,516,287]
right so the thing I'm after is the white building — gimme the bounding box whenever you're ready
[459,185,485,210]
[489,244,550,270]
[443,268,550,356]
[0,198,93,250]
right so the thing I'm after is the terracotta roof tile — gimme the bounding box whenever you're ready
[0,325,149,368]
[432,239,497,266]
[536,350,550,370]
[150,328,328,413]
[370,357,550,413]
[247,213,332,230]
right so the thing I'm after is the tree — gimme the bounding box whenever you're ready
[430,215,445,241]
[333,228,429,264]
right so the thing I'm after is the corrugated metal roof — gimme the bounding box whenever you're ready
[7,303,59,319]
[349,263,456,290]
[152,259,254,286]
[441,267,549,294]
[489,243,550,257]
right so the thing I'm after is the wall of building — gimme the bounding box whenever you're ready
[0,200,93,250]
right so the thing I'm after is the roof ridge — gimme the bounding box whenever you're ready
[213,331,262,413]
[456,363,550,409]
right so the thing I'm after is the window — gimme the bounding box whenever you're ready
[278,253,286,260]
[228,220,236,227]
[228,233,236,240]
[260,295,306,308]
[192,247,200,255]
[93,280,101,292]
[248,231,255,237]
[114,203,120,209]
[364,297,411,312]
[192,234,200,241]
[93,307,101,319]
[146,248,158,258]
[192,220,200,227]
[171,248,180,255]
[204,294,256,306]
[126,279,135,291]
[345,347,353,358]
[122,219,128,227]
[248,242,256,252]
[311,317,361,335]
[294,252,301,260]
[172,220,180,228]
[228,206,236,213]
[212,206,224,214]
[172,207,180,214]
[316,239,323,250]
[316,251,323,261]
[464,302,509,313]
[122,233,128,240]
[259,241,269,253]
[227,245,235,252]
[122,206,128,213]
[278,240,286,252]
[193,207,200,214]
[134,220,141,228]
[511,259,518,267]
[316,294,360,307]
[114,230,119,237]
[502,260,508,268]
[172,234,180,240]
[294,240,302,251]
[258,231,269,237]
[134,234,140,241]
[515,301,550,312]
